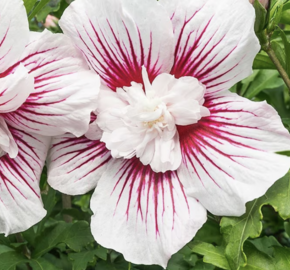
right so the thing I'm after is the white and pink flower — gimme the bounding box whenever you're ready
[47,0,290,267]
[0,0,100,235]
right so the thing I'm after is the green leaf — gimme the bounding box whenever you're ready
[192,261,215,270]
[0,234,11,246]
[37,187,57,235]
[167,245,197,270]
[28,0,51,21]
[191,241,230,270]
[249,236,281,256]
[0,245,13,254]
[281,10,290,24]
[194,218,223,246]
[23,0,37,14]
[278,28,290,75]
[95,260,132,270]
[273,246,290,268]
[35,0,61,22]
[0,251,27,270]
[242,70,284,99]
[271,40,287,69]
[262,86,290,118]
[253,0,267,33]
[221,172,290,270]
[269,0,284,31]
[29,258,61,270]
[43,253,72,270]
[33,221,94,258]
[95,245,108,261]
[253,53,276,69]
[69,249,99,270]
[241,242,276,270]
[282,118,290,129]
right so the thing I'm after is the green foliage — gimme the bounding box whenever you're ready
[191,241,230,269]
[28,0,51,21]
[220,173,290,269]
[23,0,37,14]
[269,0,285,31]
[33,221,94,258]
[253,0,267,33]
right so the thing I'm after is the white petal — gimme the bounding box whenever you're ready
[47,134,111,195]
[59,0,174,90]
[0,126,50,235]
[0,64,34,113]
[178,91,290,216]
[150,132,182,173]
[162,0,260,94]
[91,158,207,268]
[0,117,18,158]
[0,0,29,73]
[4,30,100,137]
[85,119,103,141]
[155,75,208,125]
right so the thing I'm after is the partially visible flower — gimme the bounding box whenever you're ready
[250,0,269,9]
[44,15,59,28]
[0,0,100,235]
[48,0,290,267]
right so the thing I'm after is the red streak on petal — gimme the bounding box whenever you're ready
[77,17,160,91]
[111,158,189,236]
[178,97,264,187]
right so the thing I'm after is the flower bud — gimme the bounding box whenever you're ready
[44,15,59,29]
[249,0,269,9]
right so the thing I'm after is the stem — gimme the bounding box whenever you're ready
[266,47,290,90]
[259,28,290,91]
[15,233,33,270]
[62,194,73,223]
[15,233,31,260]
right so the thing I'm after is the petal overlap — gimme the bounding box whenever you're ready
[0,125,50,235]
[59,0,175,90]
[4,30,100,137]
[162,0,260,94]
[48,133,111,195]
[91,158,207,268]
[0,117,18,158]
[0,64,34,114]
[178,91,290,216]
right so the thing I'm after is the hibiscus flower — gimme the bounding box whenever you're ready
[47,0,290,267]
[0,0,100,235]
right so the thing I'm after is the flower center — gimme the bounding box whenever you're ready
[144,114,164,128]
[97,67,210,173]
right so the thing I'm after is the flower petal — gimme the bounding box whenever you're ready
[0,0,29,73]
[47,134,111,195]
[0,117,18,158]
[91,158,207,268]
[4,30,100,137]
[0,64,34,113]
[162,0,260,94]
[178,91,290,216]
[59,0,174,90]
[0,125,50,235]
